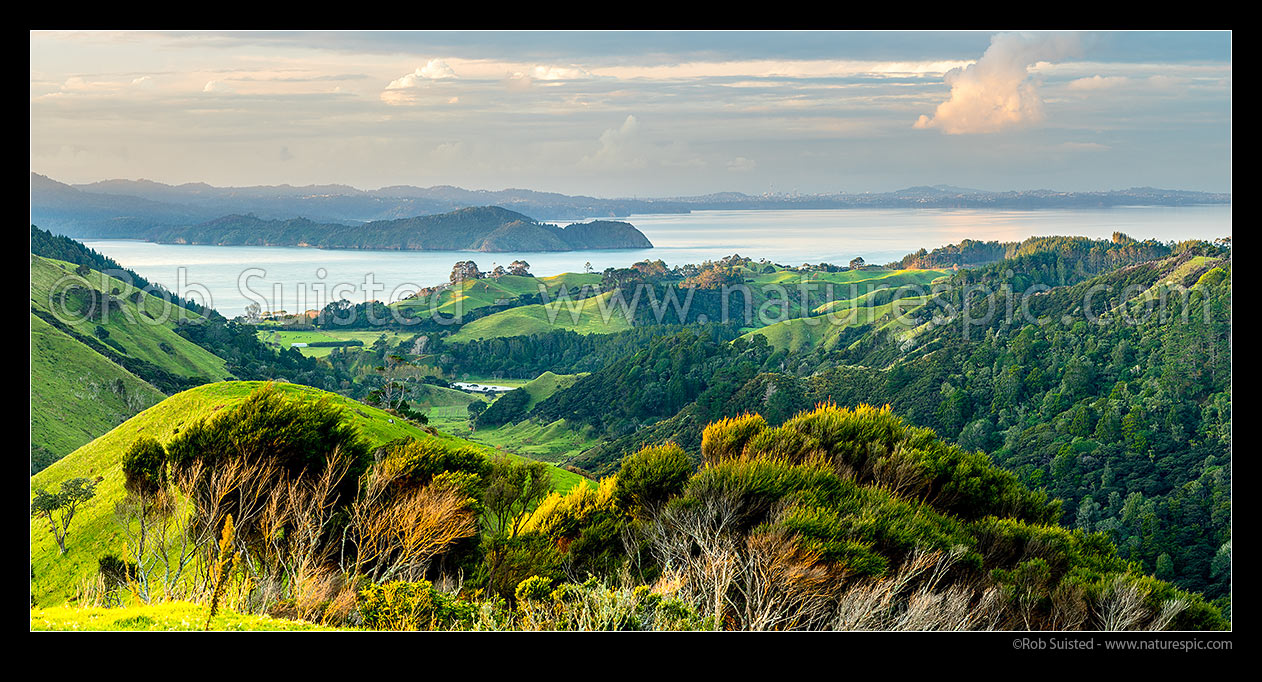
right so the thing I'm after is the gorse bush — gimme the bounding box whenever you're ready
[375,436,491,491]
[357,580,479,630]
[628,402,1228,630]
[701,403,1058,524]
[614,443,695,517]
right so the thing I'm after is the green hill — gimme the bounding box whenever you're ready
[30,255,235,467]
[744,296,930,353]
[392,271,601,322]
[29,381,587,607]
[448,290,632,342]
[30,255,231,383]
[30,313,166,468]
[520,371,586,410]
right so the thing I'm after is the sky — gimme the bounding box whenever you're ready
[29,30,1232,197]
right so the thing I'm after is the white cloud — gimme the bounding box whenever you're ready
[202,79,233,93]
[418,59,456,80]
[915,32,1082,134]
[531,65,592,81]
[1066,75,1130,91]
[386,59,458,90]
[580,115,646,169]
[728,156,756,172]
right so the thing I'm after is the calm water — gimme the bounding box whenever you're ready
[81,206,1231,317]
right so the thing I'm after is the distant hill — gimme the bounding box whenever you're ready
[145,208,653,252]
[32,172,1230,242]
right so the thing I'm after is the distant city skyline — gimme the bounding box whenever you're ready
[30,30,1232,196]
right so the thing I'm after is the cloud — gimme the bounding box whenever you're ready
[202,79,233,93]
[386,59,457,90]
[1066,75,1130,91]
[914,32,1081,134]
[580,115,646,169]
[530,65,592,81]
[728,156,756,172]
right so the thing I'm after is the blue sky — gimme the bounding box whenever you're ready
[30,30,1231,196]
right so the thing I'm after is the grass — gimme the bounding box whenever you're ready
[31,601,344,631]
[519,371,586,410]
[448,290,632,342]
[426,372,596,466]
[256,328,412,358]
[30,380,587,608]
[743,296,931,353]
[30,256,232,381]
[467,419,600,465]
[30,313,166,463]
[392,272,603,321]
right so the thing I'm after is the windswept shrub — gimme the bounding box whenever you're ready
[515,575,553,603]
[122,436,168,497]
[524,477,619,542]
[615,443,694,516]
[700,413,767,465]
[376,437,490,491]
[165,385,371,501]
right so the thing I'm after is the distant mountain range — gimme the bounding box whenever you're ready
[30,172,1230,245]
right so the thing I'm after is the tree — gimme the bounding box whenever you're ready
[509,260,531,276]
[31,477,100,554]
[450,260,482,284]
[849,256,866,270]
[467,400,488,426]
[584,261,593,274]
[483,456,552,538]
[244,302,262,324]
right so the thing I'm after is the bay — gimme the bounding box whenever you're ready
[81,205,1231,318]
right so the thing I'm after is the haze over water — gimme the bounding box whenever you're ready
[83,205,1231,318]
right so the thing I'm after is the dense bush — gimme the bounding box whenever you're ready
[121,436,168,497]
[614,443,695,516]
[357,580,479,630]
[164,385,371,493]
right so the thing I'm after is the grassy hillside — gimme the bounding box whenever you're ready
[745,296,930,352]
[448,290,632,342]
[256,328,412,358]
[30,313,166,467]
[30,381,587,607]
[31,255,234,465]
[520,371,586,410]
[392,272,601,321]
[30,255,231,382]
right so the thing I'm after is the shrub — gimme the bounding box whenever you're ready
[615,443,694,516]
[515,575,553,603]
[165,384,371,498]
[700,413,767,464]
[122,436,168,497]
[97,553,137,589]
[376,437,490,491]
[357,580,478,630]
